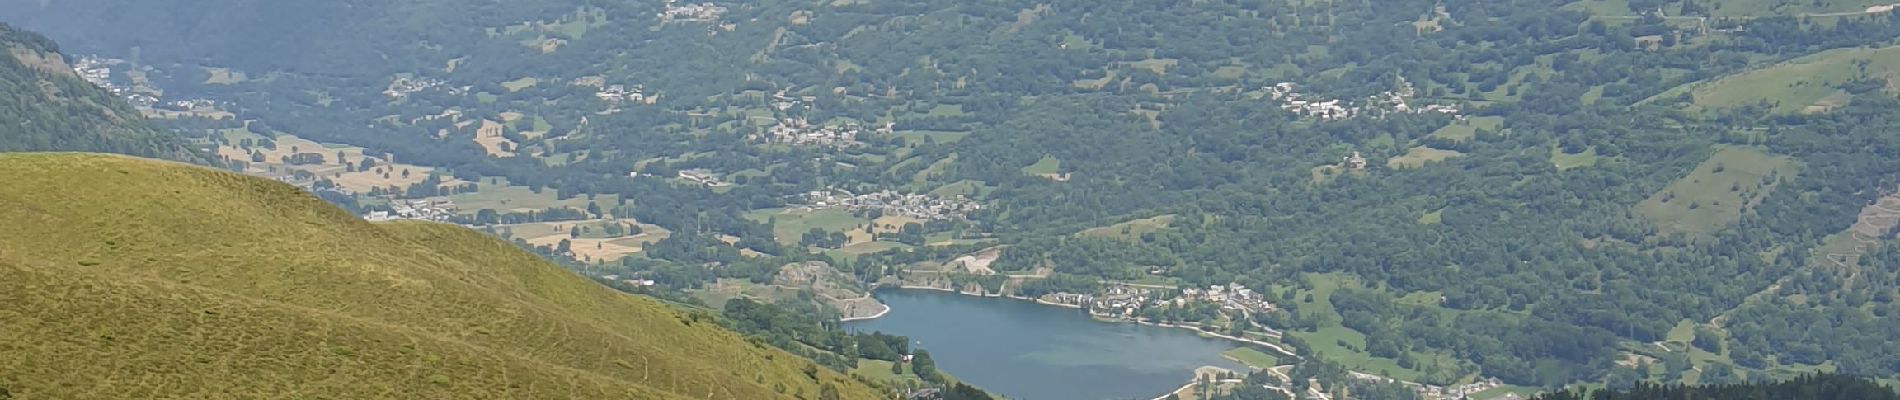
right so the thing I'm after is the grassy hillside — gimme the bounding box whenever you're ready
[0,23,203,162]
[0,154,884,399]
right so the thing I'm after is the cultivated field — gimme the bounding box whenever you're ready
[1647,45,1900,114]
[1428,116,1503,142]
[1387,146,1464,169]
[1078,215,1176,242]
[1632,146,1801,235]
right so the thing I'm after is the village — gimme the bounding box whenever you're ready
[593,84,659,105]
[1265,77,1461,121]
[659,1,727,23]
[800,189,983,221]
[383,75,453,98]
[363,199,459,222]
[758,117,866,147]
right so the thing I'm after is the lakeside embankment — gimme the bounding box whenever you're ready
[860,284,1296,359]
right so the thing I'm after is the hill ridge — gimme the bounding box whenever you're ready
[0,153,885,399]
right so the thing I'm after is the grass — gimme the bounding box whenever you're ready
[1222,347,1281,369]
[1645,45,1900,114]
[1428,116,1503,142]
[1632,146,1800,235]
[1077,215,1176,242]
[1387,146,1464,169]
[745,208,870,246]
[0,153,886,399]
[447,179,619,215]
[1021,155,1062,175]
[501,77,539,92]
[1418,210,1444,225]
[1552,146,1600,170]
[894,130,969,145]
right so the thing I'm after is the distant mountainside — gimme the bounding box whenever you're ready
[0,154,886,399]
[1534,373,1900,400]
[0,23,202,162]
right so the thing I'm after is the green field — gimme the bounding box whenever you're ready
[1387,146,1464,169]
[745,208,870,245]
[1552,146,1600,170]
[447,179,618,215]
[1021,155,1062,175]
[501,77,539,92]
[895,130,970,145]
[1077,215,1175,242]
[1632,146,1800,235]
[841,240,912,255]
[1648,45,1900,114]
[1428,116,1504,142]
[1222,347,1281,369]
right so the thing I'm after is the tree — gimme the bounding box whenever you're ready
[570,226,582,239]
[1691,327,1723,354]
[890,359,904,375]
[913,349,939,383]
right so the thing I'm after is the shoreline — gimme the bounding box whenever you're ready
[836,301,891,322]
[858,285,1296,358]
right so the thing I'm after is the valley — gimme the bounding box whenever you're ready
[7,0,1900,398]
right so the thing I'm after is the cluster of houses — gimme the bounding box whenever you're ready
[364,199,458,222]
[1344,151,1368,169]
[384,76,452,98]
[599,274,659,287]
[659,1,727,22]
[1179,283,1275,312]
[594,84,658,105]
[758,117,864,147]
[71,55,159,107]
[1265,79,1461,121]
[800,189,983,221]
[676,169,732,187]
[1347,373,1508,400]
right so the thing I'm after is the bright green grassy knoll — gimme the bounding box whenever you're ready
[1078,215,1176,242]
[1222,347,1280,369]
[1418,209,1444,225]
[1646,45,1900,114]
[1552,146,1600,170]
[0,153,888,400]
[1428,116,1503,142]
[475,92,498,103]
[1387,146,1464,169]
[745,208,869,245]
[1021,155,1062,175]
[1632,146,1801,235]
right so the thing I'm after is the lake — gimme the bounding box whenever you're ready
[844,289,1247,400]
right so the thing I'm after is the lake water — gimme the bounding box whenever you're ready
[844,289,1246,400]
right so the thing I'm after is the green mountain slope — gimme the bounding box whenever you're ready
[0,153,885,399]
[0,23,202,162]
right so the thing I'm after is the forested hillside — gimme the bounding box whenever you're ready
[0,23,201,162]
[9,0,1900,394]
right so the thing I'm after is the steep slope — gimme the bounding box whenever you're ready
[0,153,885,399]
[0,23,202,162]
